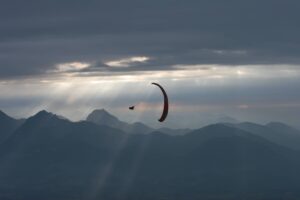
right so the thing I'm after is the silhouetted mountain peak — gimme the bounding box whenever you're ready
[88,109,117,118]
[86,109,155,134]
[86,109,121,126]
[34,110,55,118]
[24,110,62,125]
[97,109,110,113]
[94,108,108,114]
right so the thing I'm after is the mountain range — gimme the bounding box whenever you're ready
[0,109,300,200]
[86,109,192,135]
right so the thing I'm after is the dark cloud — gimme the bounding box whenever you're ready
[1,0,300,78]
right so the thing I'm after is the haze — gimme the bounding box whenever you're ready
[1,0,300,128]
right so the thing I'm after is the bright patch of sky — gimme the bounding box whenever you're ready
[105,56,150,67]
[1,64,300,129]
[55,62,91,72]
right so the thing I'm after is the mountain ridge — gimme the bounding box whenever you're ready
[0,109,300,199]
[224,121,300,150]
[0,110,25,143]
[86,109,192,135]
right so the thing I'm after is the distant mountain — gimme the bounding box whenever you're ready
[7,110,125,147]
[266,121,300,134]
[226,122,300,150]
[0,110,129,200]
[86,109,191,135]
[195,114,240,128]
[86,109,154,134]
[87,109,125,127]
[157,127,192,135]
[0,110,24,143]
[1,110,300,199]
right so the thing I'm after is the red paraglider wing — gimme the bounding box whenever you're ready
[151,83,169,122]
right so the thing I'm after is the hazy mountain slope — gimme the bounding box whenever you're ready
[156,127,192,135]
[87,124,300,200]
[86,109,192,135]
[226,122,300,150]
[0,111,129,199]
[87,109,125,128]
[0,110,24,143]
[0,114,300,200]
[266,122,300,136]
[86,109,154,134]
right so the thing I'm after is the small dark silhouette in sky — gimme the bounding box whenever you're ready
[128,82,169,122]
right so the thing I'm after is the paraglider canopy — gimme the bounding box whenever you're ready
[151,82,169,122]
[128,82,169,122]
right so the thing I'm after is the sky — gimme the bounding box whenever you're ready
[1,0,300,128]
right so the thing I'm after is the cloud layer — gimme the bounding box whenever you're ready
[1,0,300,78]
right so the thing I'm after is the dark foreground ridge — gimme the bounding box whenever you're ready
[0,110,300,200]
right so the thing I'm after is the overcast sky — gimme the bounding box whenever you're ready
[1,0,300,128]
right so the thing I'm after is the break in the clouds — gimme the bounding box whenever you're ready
[1,65,300,128]
[105,56,150,67]
[55,62,91,72]
[0,0,300,128]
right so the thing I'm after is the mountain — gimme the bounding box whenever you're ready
[266,121,300,134]
[226,122,300,150]
[0,110,130,200]
[87,109,124,127]
[0,110,24,143]
[0,112,300,199]
[86,109,154,134]
[157,127,192,135]
[4,110,126,149]
[86,109,193,135]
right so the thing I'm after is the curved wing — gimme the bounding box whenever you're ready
[151,82,169,122]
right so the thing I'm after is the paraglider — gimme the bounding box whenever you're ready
[129,82,169,122]
[151,82,169,122]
